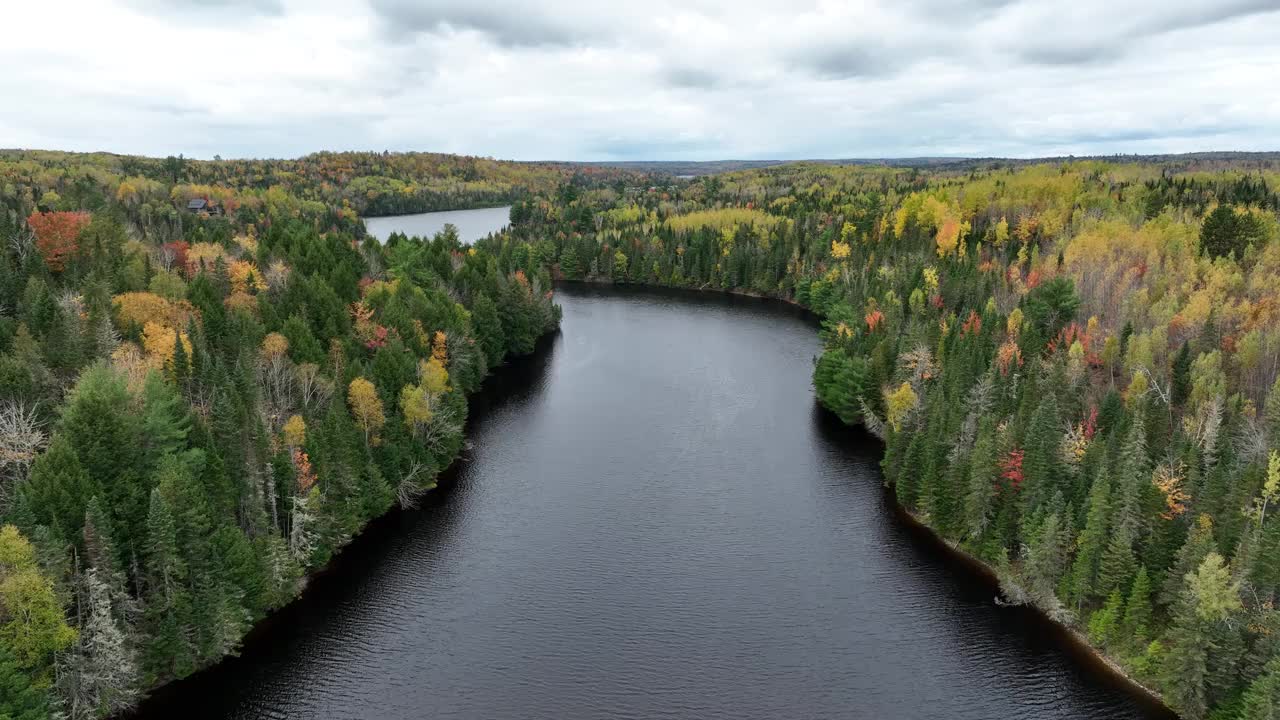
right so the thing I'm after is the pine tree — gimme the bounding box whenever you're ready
[141,371,192,472]
[1088,591,1124,648]
[1171,341,1192,407]
[170,328,190,385]
[58,364,146,565]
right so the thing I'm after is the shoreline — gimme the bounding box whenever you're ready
[130,279,1177,718]
[124,327,561,718]
[561,276,1178,718]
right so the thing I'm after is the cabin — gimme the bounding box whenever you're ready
[186,197,221,215]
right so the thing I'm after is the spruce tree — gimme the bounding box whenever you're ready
[1068,465,1111,609]
[20,434,99,549]
[1021,391,1062,514]
[142,487,195,684]
[1122,566,1153,646]
[963,418,998,544]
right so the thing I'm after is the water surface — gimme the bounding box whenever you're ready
[363,205,512,243]
[133,286,1172,720]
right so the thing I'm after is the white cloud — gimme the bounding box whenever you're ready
[1,0,1277,159]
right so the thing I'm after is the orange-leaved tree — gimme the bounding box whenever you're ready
[27,211,91,272]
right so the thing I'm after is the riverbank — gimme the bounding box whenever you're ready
[559,277,1178,718]
[125,326,561,718]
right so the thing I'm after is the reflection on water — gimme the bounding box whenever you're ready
[362,205,512,243]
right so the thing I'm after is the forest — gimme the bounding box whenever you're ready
[504,157,1280,719]
[0,151,559,718]
[5,148,1280,719]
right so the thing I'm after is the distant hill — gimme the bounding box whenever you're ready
[561,151,1280,176]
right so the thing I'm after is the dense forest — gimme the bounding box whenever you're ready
[505,159,1280,719]
[6,149,1280,719]
[0,151,559,718]
[0,148,641,220]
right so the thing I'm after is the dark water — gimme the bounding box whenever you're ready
[362,206,511,243]
[133,286,1173,720]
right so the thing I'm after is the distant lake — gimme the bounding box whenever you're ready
[363,205,512,243]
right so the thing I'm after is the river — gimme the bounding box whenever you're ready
[131,286,1173,720]
[362,206,512,243]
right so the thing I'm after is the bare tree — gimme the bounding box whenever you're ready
[0,401,46,512]
[396,462,432,509]
[294,363,334,412]
[8,226,35,265]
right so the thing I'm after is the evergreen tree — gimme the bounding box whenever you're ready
[76,568,139,716]
[1068,466,1111,609]
[1241,658,1280,720]
[963,418,998,544]
[58,364,146,565]
[20,435,99,549]
[1088,591,1124,648]
[1021,391,1062,513]
[1122,566,1153,646]
[141,487,195,684]
[1025,508,1071,614]
[1162,515,1217,607]
[0,640,49,720]
[1164,553,1242,720]
[1171,341,1192,408]
[1098,513,1138,601]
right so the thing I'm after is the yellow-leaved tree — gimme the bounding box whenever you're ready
[885,382,919,433]
[347,377,385,447]
[282,415,306,448]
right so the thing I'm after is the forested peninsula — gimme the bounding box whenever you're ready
[0,150,559,718]
[4,151,1280,720]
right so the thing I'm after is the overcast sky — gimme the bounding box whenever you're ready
[2,0,1278,161]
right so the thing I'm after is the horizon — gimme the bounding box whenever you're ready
[6,147,1279,165]
[4,1,1278,161]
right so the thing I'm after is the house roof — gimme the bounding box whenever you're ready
[187,198,208,210]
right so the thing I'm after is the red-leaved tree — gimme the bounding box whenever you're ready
[27,211,91,272]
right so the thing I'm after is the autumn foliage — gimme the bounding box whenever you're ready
[27,210,90,271]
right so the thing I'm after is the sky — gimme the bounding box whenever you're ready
[2,0,1278,161]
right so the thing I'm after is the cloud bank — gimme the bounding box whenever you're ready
[2,0,1277,160]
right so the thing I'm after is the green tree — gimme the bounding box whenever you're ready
[1241,658,1280,720]
[20,435,99,548]
[58,364,146,564]
[1164,553,1242,719]
[1200,203,1265,260]
[0,640,49,720]
[1068,467,1111,609]
[0,525,76,683]
[1023,276,1080,338]
[141,487,195,684]
[1122,566,1153,646]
